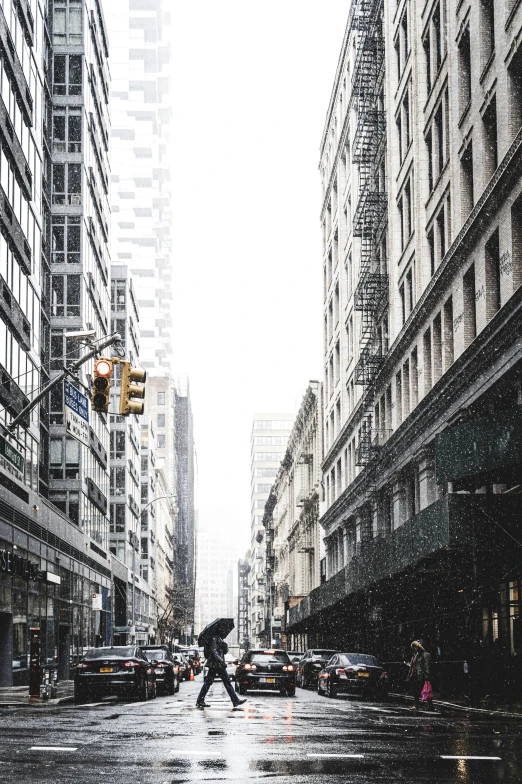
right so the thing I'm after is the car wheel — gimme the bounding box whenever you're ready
[74,688,86,704]
[150,680,157,699]
[138,677,148,701]
[317,680,322,694]
[302,675,309,689]
[326,680,337,699]
[168,677,177,696]
[287,687,296,697]
[175,677,180,693]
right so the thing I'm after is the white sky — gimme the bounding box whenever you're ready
[171,2,349,555]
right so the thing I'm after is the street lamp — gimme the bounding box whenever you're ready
[131,495,177,642]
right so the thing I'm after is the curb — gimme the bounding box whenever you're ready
[389,692,522,718]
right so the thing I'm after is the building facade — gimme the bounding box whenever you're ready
[195,527,237,639]
[237,556,250,650]
[263,383,324,650]
[288,0,522,693]
[248,414,293,647]
[0,0,113,687]
[106,0,173,371]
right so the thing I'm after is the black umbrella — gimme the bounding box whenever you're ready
[198,618,235,647]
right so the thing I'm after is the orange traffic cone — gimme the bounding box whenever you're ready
[189,667,195,681]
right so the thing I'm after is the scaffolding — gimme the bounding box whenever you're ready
[351,0,388,469]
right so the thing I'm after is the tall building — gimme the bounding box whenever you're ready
[106,0,173,371]
[195,527,237,638]
[248,414,293,647]
[0,0,113,686]
[287,0,522,689]
[237,557,250,650]
[173,376,196,644]
[263,383,323,650]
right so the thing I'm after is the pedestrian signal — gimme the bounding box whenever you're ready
[92,358,112,412]
[119,361,146,416]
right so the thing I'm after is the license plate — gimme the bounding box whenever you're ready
[358,671,370,678]
[99,667,113,673]
[261,677,275,683]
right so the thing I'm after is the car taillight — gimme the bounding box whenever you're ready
[155,663,167,668]
[336,668,345,675]
[122,660,140,668]
[244,663,257,670]
[282,665,294,671]
[381,672,387,678]
[76,663,91,669]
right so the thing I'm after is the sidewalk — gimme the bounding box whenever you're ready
[0,680,74,706]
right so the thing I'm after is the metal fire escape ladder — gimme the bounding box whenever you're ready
[351,0,388,480]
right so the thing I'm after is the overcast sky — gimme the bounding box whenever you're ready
[171,2,349,554]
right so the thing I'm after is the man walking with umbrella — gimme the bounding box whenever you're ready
[196,618,246,709]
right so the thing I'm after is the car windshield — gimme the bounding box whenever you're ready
[83,647,135,660]
[312,650,338,658]
[143,650,166,661]
[249,651,290,663]
[340,654,380,666]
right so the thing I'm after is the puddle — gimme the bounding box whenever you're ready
[251,758,378,775]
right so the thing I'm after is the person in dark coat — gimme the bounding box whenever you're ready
[405,639,433,711]
[196,624,246,709]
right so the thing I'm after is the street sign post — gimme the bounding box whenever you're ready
[64,380,90,447]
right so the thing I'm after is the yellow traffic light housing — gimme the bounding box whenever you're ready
[119,361,146,415]
[92,358,112,412]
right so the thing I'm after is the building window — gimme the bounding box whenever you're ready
[50,437,80,479]
[398,174,413,251]
[111,466,126,496]
[397,82,411,164]
[49,490,79,524]
[52,162,82,205]
[460,141,474,219]
[395,4,410,80]
[157,435,165,449]
[50,274,81,316]
[53,108,82,153]
[157,391,165,405]
[423,327,432,393]
[110,503,125,533]
[111,280,126,310]
[508,43,522,140]
[463,263,477,346]
[53,0,83,45]
[52,216,81,264]
[110,430,126,459]
[443,296,454,370]
[479,0,495,69]
[458,26,472,116]
[157,414,165,428]
[485,228,501,319]
[53,54,82,96]
[482,95,498,183]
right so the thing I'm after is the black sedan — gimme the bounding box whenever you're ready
[74,646,156,703]
[296,649,339,688]
[317,652,388,698]
[236,649,296,697]
[142,647,179,694]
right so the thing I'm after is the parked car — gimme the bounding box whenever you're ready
[172,653,191,681]
[74,646,156,703]
[317,652,387,699]
[236,649,296,697]
[204,652,239,679]
[296,649,340,688]
[142,647,180,694]
[285,651,303,666]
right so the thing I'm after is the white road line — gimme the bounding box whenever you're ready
[30,746,78,752]
[440,756,501,761]
[307,753,365,759]
[169,750,222,756]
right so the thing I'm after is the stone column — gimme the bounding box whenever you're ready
[343,524,349,565]
[418,450,436,510]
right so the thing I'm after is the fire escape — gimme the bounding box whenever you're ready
[351,0,388,473]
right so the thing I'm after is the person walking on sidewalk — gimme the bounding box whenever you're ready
[196,623,246,709]
[405,639,433,711]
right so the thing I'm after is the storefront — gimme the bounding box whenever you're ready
[0,512,112,686]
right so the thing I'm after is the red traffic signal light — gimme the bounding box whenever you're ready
[92,358,113,412]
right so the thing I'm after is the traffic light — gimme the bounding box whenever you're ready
[92,358,112,412]
[119,361,146,415]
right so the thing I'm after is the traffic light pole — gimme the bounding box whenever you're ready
[8,332,122,431]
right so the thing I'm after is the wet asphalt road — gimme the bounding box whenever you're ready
[1,675,522,783]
